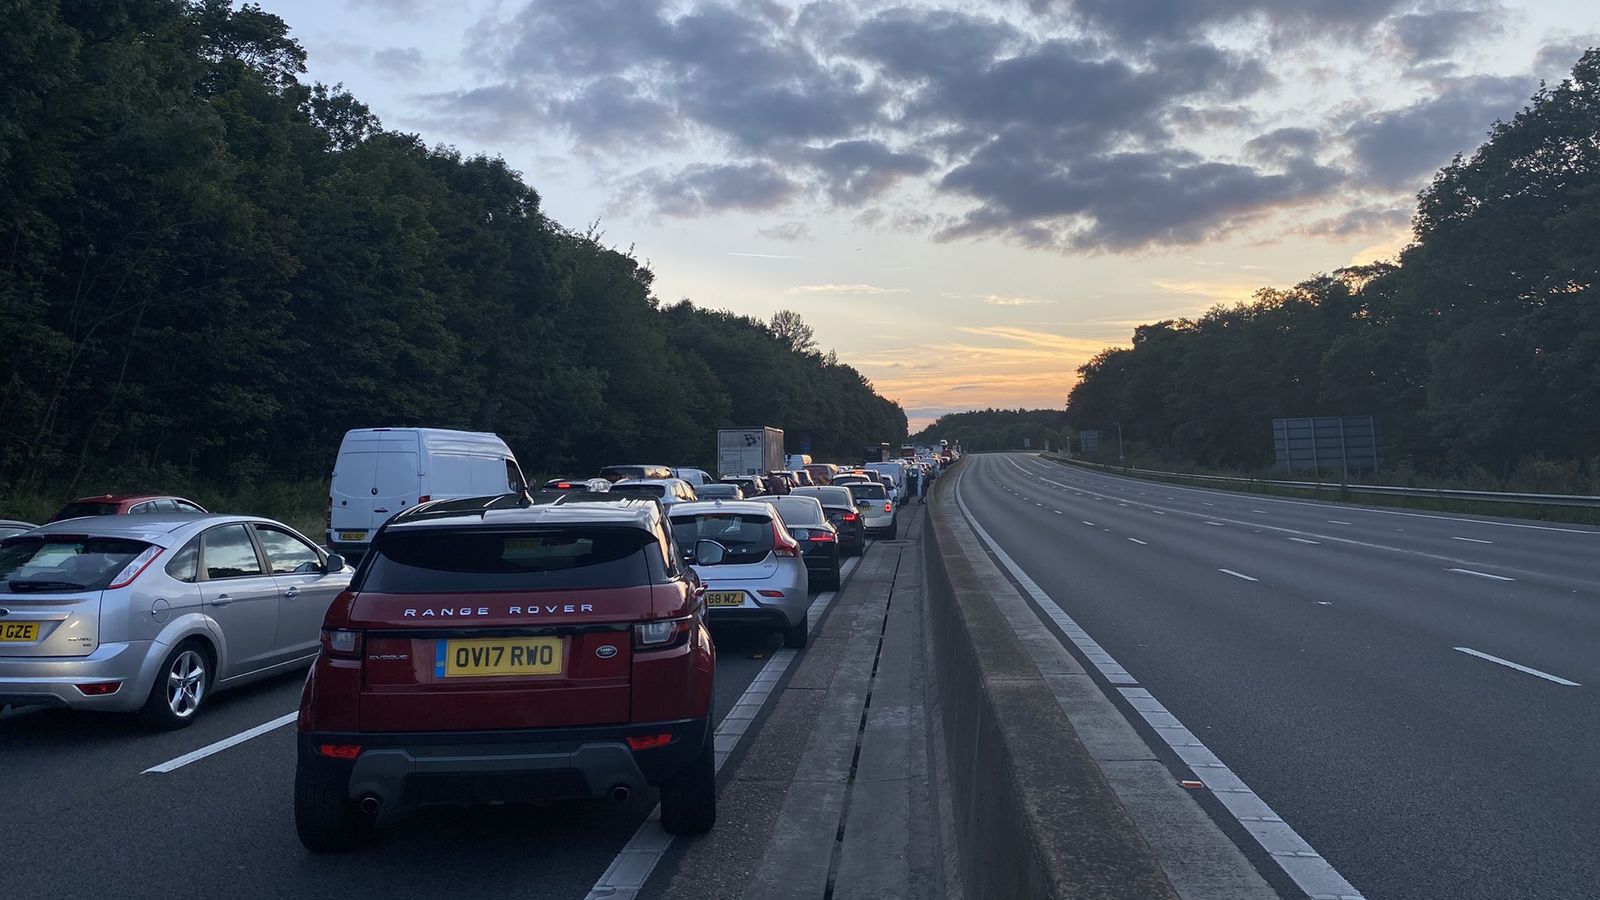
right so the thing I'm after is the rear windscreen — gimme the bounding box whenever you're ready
[670,513,775,565]
[0,536,152,593]
[770,498,826,525]
[53,502,119,520]
[361,528,656,592]
[610,484,666,498]
[849,483,888,500]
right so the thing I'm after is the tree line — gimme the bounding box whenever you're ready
[1067,49,1600,490]
[0,0,906,493]
[911,409,1072,454]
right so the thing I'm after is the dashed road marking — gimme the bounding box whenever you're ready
[1287,537,1320,545]
[1451,536,1492,544]
[1218,569,1258,582]
[1446,568,1514,582]
[143,712,298,774]
[1453,647,1579,686]
[1128,538,1148,545]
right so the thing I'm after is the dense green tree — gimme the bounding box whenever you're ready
[0,0,905,494]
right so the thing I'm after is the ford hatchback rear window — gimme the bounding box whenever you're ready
[0,536,153,593]
[361,528,657,592]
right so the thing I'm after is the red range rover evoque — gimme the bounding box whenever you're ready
[294,492,718,851]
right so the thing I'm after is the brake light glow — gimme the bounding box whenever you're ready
[772,521,800,558]
[807,533,836,542]
[885,502,893,513]
[557,482,572,489]
[321,628,363,659]
[317,744,362,759]
[841,512,859,522]
[107,546,165,589]
[75,681,122,696]
[627,733,674,751]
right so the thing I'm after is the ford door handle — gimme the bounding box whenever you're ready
[212,594,233,607]
[283,587,300,599]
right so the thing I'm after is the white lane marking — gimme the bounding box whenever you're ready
[1081,521,1096,527]
[1287,537,1320,545]
[1446,568,1515,582]
[1204,521,1224,527]
[1251,510,1267,514]
[1128,538,1148,545]
[957,463,1364,900]
[586,559,856,899]
[1218,569,1258,582]
[1054,510,1064,515]
[1451,536,1492,544]
[1327,520,1353,525]
[1203,502,1215,507]
[143,712,298,774]
[1030,455,1600,535]
[1453,647,1580,686]
[1009,459,1553,582]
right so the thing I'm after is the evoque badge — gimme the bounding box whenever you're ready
[595,645,618,659]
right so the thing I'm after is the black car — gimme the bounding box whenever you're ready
[764,495,842,590]
[787,487,865,557]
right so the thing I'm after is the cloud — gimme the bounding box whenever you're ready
[977,294,1054,306]
[548,76,679,150]
[1344,74,1530,188]
[1304,204,1412,237]
[1054,0,1409,44]
[756,221,811,242]
[346,0,428,20]
[1243,127,1322,163]
[371,47,423,78]
[787,284,909,295]
[805,140,934,205]
[1388,6,1504,65]
[1534,33,1600,79]
[641,162,799,217]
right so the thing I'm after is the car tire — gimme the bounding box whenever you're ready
[825,560,842,591]
[295,756,376,853]
[659,737,716,835]
[139,640,212,730]
[883,519,898,540]
[782,612,809,649]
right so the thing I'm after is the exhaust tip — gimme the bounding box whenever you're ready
[359,795,382,815]
[609,785,631,803]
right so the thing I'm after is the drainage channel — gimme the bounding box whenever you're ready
[820,550,903,900]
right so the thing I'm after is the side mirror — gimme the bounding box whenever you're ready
[325,553,346,572]
[694,539,727,566]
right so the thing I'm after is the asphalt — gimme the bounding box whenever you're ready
[957,452,1600,900]
[0,567,870,900]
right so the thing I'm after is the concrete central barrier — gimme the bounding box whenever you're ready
[923,460,1179,900]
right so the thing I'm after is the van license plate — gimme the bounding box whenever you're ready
[436,637,563,677]
[705,592,746,608]
[338,531,367,542]
[0,622,40,642]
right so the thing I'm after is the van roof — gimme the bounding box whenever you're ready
[341,428,510,452]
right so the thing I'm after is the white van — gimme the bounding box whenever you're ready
[327,428,525,556]
[785,453,812,469]
[864,461,907,500]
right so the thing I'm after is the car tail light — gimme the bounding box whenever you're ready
[317,744,362,759]
[808,533,836,542]
[321,628,364,659]
[772,522,799,557]
[758,590,784,598]
[75,681,122,696]
[107,546,165,589]
[557,482,572,489]
[634,615,693,650]
[627,733,674,751]
[884,502,893,513]
[841,512,859,522]
[418,495,431,504]
[326,496,332,532]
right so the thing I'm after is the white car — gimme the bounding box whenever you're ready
[608,478,700,512]
[843,481,897,538]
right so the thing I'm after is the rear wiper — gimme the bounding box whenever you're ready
[7,579,91,592]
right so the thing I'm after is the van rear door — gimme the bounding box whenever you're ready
[331,434,421,542]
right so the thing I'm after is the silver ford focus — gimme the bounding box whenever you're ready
[0,514,351,728]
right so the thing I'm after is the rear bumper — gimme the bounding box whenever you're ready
[301,718,710,807]
[0,641,156,712]
[324,535,371,557]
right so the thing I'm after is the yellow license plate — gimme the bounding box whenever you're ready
[338,531,367,542]
[0,622,40,642]
[436,637,562,677]
[705,591,746,608]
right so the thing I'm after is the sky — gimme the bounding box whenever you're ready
[255,0,1598,429]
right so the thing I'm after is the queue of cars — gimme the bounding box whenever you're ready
[0,429,955,852]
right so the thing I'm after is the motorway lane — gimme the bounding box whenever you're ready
[959,453,1600,900]
[0,582,848,900]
